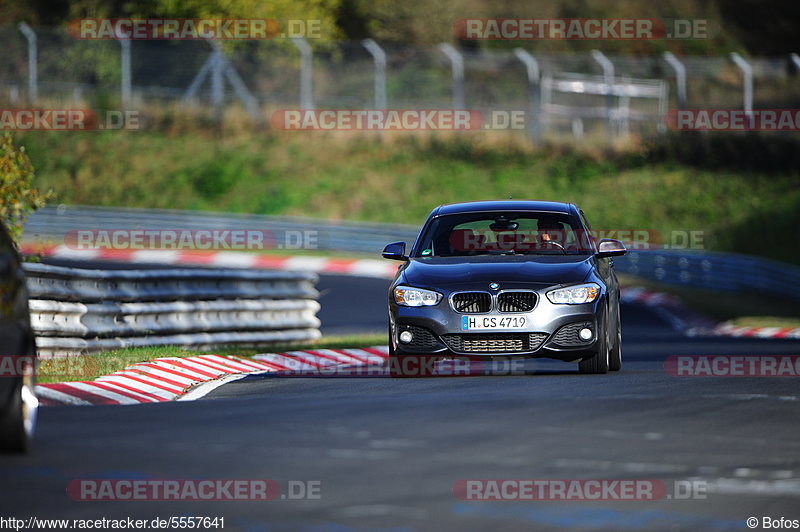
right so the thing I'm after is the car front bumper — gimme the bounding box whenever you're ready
[389,292,606,362]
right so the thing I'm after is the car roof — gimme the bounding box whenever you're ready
[432,200,573,216]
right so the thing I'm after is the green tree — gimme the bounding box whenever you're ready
[0,133,46,244]
[66,0,345,42]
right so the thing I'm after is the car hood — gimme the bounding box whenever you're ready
[401,255,594,290]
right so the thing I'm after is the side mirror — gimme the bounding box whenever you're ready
[596,238,627,258]
[382,241,408,261]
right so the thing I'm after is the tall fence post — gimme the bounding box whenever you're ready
[118,36,132,110]
[18,23,38,104]
[292,38,314,110]
[730,52,753,128]
[210,41,225,125]
[513,48,541,141]
[362,39,387,109]
[180,41,261,124]
[591,49,615,138]
[663,51,686,110]
[439,43,465,109]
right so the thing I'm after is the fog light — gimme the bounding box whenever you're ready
[579,328,593,341]
[399,331,414,344]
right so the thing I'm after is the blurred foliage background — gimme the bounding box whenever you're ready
[1,0,799,54]
[0,133,46,242]
[1,0,799,265]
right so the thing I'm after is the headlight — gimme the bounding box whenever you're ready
[546,283,600,305]
[394,286,442,307]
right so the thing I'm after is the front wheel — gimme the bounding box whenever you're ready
[609,308,622,372]
[578,317,610,375]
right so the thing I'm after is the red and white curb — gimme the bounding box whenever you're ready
[619,286,684,308]
[710,322,800,339]
[21,244,399,279]
[37,347,389,406]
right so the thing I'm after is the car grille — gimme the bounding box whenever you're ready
[551,321,594,346]
[497,291,537,312]
[442,333,548,353]
[451,292,492,313]
[528,333,548,351]
[401,325,440,349]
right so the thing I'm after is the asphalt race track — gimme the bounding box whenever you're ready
[1,264,799,531]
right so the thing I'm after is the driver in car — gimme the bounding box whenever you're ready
[537,219,572,251]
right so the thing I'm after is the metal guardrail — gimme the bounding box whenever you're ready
[23,205,800,304]
[24,263,321,357]
[614,250,800,303]
[23,262,318,301]
[28,299,318,337]
[23,205,420,255]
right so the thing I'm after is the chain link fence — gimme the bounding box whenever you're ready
[2,25,800,141]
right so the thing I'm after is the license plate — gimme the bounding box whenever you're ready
[461,315,527,330]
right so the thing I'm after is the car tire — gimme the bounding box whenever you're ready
[578,314,610,375]
[609,307,622,372]
[387,322,405,378]
[0,339,37,454]
[388,321,396,357]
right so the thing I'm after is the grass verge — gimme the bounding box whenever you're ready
[16,130,800,265]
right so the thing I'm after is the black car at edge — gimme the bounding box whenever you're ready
[0,221,37,453]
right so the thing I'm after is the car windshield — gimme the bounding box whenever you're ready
[413,211,593,257]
